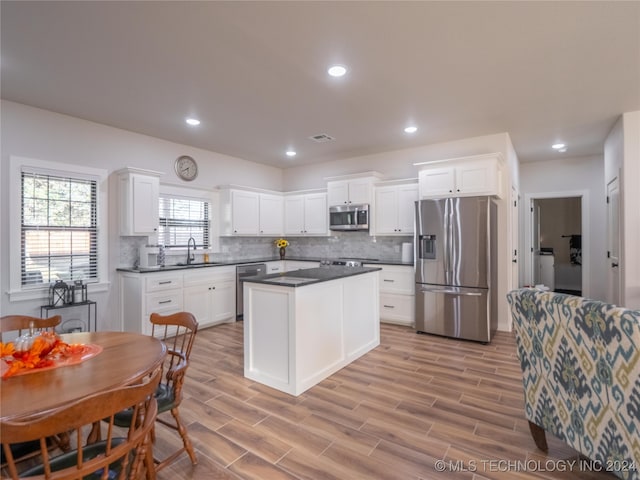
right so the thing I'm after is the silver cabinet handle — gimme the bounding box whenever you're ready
[158,300,172,304]
[159,281,172,285]
[383,305,395,308]
[383,279,395,282]
[420,287,482,297]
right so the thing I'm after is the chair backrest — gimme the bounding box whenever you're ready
[0,315,61,342]
[149,312,198,408]
[507,289,640,479]
[1,367,161,480]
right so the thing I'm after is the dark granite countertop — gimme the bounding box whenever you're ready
[241,266,382,287]
[116,256,411,273]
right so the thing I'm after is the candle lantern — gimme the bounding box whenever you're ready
[74,280,87,303]
[49,280,69,307]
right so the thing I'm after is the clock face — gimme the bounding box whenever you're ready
[175,155,198,181]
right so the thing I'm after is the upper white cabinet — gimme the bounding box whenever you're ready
[259,193,284,236]
[117,168,161,236]
[284,192,328,236]
[374,182,418,235]
[326,173,382,206]
[417,153,503,199]
[219,188,284,236]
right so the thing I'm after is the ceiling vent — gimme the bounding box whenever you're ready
[308,133,335,143]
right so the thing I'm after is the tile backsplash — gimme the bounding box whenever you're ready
[119,233,413,268]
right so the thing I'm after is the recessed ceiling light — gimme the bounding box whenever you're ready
[404,126,418,134]
[185,118,200,126]
[286,150,297,157]
[552,143,566,150]
[327,65,347,77]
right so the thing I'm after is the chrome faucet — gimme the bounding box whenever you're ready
[187,237,196,265]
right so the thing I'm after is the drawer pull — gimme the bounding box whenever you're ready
[383,279,395,282]
[158,281,172,285]
[383,305,395,308]
[158,300,172,304]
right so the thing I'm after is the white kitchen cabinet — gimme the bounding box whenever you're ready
[367,264,415,326]
[417,153,503,199]
[220,188,285,236]
[183,266,236,327]
[284,193,327,236]
[259,193,284,236]
[265,261,284,274]
[117,168,161,236]
[120,271,183,336]
[374,182,418,235]
[327,178,374,206]
[283,260,319,271]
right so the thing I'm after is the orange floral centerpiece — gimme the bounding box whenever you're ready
[1,331,87,379]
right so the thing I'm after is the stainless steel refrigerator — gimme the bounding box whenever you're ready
[414,196,497,343]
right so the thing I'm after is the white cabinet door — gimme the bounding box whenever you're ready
[265,261,284,274]
[183,283,212,326]
[347,178,372,205]
[284,195,306,235]
[327,182,349,206]
[212,281,235,323]
[455,161,498,196]
[304,193,328,235]
[119,171,160,236]
[397,184,418,234]
[259,193,283,236]
[418,167,455,198]
[374,187,399,234]
[232,190,259,235]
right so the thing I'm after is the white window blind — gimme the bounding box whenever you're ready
[21,172,98,286]
[158,196,210,248]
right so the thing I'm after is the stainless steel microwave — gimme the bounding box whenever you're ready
[329,204,369,231]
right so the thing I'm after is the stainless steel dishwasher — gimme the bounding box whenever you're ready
[236,263,266,318]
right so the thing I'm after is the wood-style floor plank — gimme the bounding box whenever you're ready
[155,322,617,480]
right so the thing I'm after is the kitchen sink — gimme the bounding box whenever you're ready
[260,276,317,285]
[175,262,220,267]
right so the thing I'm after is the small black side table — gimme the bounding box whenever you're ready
[40,300,97,332]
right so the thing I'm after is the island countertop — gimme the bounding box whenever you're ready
[241,265,382,287]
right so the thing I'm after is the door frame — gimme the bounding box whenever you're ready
[523,190,589,297]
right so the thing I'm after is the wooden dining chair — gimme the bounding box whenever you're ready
[0,314,61,341]
[114,311,199,472]
[1,366,161,480]
[0,314,66,467]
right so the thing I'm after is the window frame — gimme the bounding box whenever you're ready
[9,156,108,302]
[158,185,219,253]
[158,194,211,250]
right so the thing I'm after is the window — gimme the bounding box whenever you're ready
[9,157,107,301]
[158,195,210,249]
[21,172,98,285]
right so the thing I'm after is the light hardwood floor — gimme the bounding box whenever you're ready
[155,321,617,480]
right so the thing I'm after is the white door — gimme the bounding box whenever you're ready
[232,190,259,235]
[607,175,621,305]
[511,187,519,288]
[397,184,418,234]
[303,193,328,235]
[374,187,398,234]
[284,195,305,235]
[532,201,541,285]
[259,194,283,236]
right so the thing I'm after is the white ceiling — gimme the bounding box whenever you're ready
[1,1,639,169]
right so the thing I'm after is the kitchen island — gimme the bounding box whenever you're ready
[242,266,381,396]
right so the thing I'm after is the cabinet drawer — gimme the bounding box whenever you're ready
[145,291,183,315]
[380,293,415,325]
[183,266,235,287]
[377,266,414,294]
[145,274,183,293]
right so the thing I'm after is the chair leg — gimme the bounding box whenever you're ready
[528,420,548,452]
[170,407,197,465]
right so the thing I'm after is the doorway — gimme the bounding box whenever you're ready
[524,191,589,297]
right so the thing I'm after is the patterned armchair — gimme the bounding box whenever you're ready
[507,289,640,480]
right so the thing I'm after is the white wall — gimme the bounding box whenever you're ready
[0,100,283,326]
[605,111,640,309]
[519,155,607,300]
[283,132,518,332]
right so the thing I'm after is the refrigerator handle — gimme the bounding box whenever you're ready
[419,287,482,297]
[443,199,450,281]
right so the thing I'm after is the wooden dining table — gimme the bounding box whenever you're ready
[1,331,166,422]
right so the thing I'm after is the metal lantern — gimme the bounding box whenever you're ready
[49,280,69,307]
[74,280,87,303]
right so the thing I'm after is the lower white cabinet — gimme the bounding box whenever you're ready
[183,266,236,327]
[367,264,415,326]
[120,271,184,336]
[119,266,236,335]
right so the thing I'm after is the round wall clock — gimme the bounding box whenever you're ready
[175,155,198,181]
